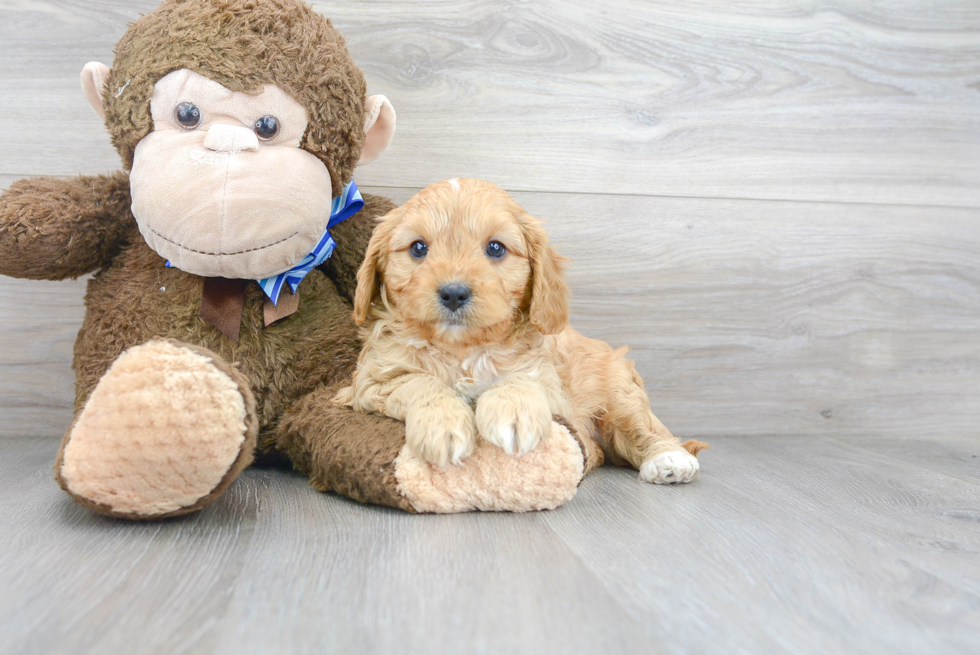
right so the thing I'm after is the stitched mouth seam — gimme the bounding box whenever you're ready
[148,227,299,256]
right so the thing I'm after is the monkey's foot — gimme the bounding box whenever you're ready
[56,340,258,519]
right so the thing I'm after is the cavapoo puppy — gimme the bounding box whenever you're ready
[335,178,704,484]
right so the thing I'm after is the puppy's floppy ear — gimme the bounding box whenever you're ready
[519,211,569,335]
[353,208,401,325]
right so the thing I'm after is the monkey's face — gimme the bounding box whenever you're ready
[128,69,334,279]
[80,1,395,280]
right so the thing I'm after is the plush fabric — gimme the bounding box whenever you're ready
[0,173,134,280]
[57,340,257,519]
[64,199,383,439]
[102,0,366,197]
[393,422,585,513]
[129,68,337,279]
[0,0,609,519]
[359,95,396,165]
[276,384,417,512]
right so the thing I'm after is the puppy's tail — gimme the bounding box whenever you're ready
[681,439,710,458]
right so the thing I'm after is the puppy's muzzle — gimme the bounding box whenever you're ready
[438,283,472,312]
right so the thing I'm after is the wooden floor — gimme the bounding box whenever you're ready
[1,435,978,654]
[1,1,979,653]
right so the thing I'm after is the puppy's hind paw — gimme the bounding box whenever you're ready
[640,450,700,485]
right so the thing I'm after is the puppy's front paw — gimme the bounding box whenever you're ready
[405,397,477,467]
[640,450,700,484]
[475,384,551,456]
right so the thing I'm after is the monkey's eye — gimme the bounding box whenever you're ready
[254,115,280,141]
[410,240,428,259]
[175,102,202,129]
[485,241,506,259]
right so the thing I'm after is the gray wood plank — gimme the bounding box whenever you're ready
[0,436,646,655]
[2,3,977,654]
[840,434,980,486]
[542,435,980,655]
[1,1,978,206]
[3,184,976,439]
[0,267,88,437]
[210,474,646,655]
[518,191,980,440]
[0,437,263,655]
[1,435,977,654]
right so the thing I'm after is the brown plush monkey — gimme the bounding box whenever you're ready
[0,0,600,519]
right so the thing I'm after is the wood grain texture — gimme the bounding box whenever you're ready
[3,182,977,439]
[1,435,977,654]
[2,3,978,653]
[0,1,978,206]
[540,435,980,655]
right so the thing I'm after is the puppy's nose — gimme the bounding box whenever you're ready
[438,283,472,312]
[203,124,259,153]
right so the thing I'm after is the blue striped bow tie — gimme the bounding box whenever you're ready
[257,180,364,304]
[167,180,364,305]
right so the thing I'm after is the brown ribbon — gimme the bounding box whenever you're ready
[199,278,300,341]
[263,287,300,327]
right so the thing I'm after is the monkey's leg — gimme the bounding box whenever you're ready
[55,339,257,519]
[276,385,600,513]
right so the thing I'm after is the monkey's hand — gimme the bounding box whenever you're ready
[0,172,134,280]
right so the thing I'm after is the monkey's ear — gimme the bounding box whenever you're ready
[81,62,111,120]
[358,95,396,166]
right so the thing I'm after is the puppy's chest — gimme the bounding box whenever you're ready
[452,354,505,401]
[421,349,531,402]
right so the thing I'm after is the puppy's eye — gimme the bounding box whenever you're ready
[175,102,202,129]
[410,240,428,259]
[485,241,506,259]
[254,115,280,141]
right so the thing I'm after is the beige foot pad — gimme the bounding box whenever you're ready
[394,421,585,513]
[57,340,257,519]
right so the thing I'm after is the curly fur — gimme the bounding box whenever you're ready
[339,179,705,478]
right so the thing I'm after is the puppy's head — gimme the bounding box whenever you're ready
[354,178,568,345]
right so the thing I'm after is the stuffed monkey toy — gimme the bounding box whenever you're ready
[0,0,602,519]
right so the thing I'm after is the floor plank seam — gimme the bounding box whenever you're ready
[361,185,980,212]
[5,176,980,212]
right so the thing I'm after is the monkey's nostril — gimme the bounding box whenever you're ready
[438,283,472,312]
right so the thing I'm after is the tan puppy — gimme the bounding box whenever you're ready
[335,178,702,484]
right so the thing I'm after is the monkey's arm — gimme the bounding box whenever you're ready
[323,192,396,302]
[0,173,134,280]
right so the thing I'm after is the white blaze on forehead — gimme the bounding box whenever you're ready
[447,178,461,192]
[149,69,309,148]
